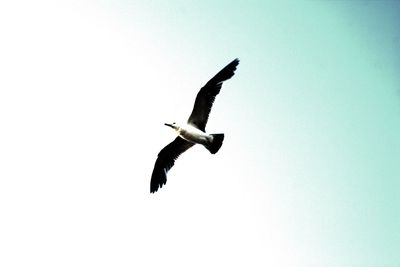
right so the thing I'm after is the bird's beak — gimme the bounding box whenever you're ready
[164,123,173,128]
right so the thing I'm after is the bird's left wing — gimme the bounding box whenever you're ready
[150,137,194,193]
[187,58,239,132]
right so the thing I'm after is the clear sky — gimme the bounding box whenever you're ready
[1,1,399,266]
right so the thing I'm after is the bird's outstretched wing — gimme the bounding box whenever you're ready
[187,58,239,131]
[150,137,194,193]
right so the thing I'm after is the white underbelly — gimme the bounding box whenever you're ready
[178,124,209,144]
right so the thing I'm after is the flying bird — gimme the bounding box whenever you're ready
[150,58,240,193]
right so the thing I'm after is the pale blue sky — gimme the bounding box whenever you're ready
[0,1,399,266]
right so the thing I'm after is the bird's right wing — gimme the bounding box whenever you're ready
[187,58,239,132]
[150,137,194,193]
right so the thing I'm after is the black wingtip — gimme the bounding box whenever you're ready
[150,177,164,194]
[150,173,162,193]
[227,58,240,70]
[231,58,240,67]
[150,186,157,193]
[206,58,240,86]
[150,185,157,194]
[224,58,240,73]
[150,183,161,194]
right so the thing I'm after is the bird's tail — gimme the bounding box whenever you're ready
[205,134,224,154]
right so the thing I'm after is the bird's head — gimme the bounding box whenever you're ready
[164,122,179,130]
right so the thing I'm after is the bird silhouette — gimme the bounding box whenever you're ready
[150,58,240,193]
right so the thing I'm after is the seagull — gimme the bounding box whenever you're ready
[150,58,240,193]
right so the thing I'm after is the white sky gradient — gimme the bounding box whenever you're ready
[1,1,399,266]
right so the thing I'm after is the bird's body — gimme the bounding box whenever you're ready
[169,123,211,146]
[150,58,239,193]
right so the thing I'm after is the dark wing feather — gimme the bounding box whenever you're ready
[187,58,239,131]
[150,137,194,193]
